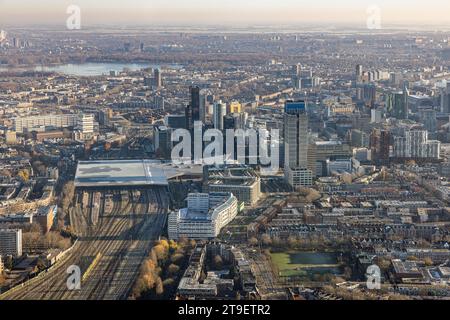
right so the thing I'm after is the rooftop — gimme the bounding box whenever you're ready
[75,160,168,187]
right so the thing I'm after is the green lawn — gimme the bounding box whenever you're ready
[270,251,340,277]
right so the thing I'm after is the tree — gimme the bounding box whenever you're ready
[169,240,178,252]
[155,277,164,295]
[287,236,298,248]
[30,223,43,234]
[170,253,184,264]
[168,264,180,276]
[261,234,272,246]
[153,244,168,261]
[132,278,147,299]
[375,257,391,271]
[61,181,75,212]
[214,255,223,269]
[271,236,281,247]
[248,237,258,246]
[4,256,13,270]
[158,239,170,252]
[424,257,433,266]
[17,169,29,182]
[163,278,176,292]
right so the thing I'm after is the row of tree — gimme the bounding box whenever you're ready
[131,238,196,299]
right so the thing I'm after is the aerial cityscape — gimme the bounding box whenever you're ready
[1,0,450,305]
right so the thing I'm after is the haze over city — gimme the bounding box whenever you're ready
[1,0,450,27]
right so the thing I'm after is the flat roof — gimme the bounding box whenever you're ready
[75,160,168,187]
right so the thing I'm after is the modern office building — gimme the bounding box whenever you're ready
[185,86,201,130]
[206,177,260,206]
[284,101,314,187]
[13,113,94,134]
[386,86,409,120]
[213,101,227,131]
[154,125,173,158]
[14,114,77,133]
[154,68,162,88]
[0,229,22,257]
[168,192,238,240]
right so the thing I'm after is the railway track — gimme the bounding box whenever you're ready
[1,187,169,300]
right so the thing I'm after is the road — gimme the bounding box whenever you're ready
[1,186,168,300]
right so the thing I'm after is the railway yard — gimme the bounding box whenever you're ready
[0,187,168,300]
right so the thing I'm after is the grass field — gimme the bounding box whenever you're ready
[270,251,340,277]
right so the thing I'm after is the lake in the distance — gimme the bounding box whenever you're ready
[0,62,181,76]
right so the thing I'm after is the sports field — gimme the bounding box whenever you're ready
[270,251,340,277]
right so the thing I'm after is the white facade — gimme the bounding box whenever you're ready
[13,113,94,134]
[0,229,22,257]
[168,193,238,240]
[77,114,94,134]
[394,130,440,159]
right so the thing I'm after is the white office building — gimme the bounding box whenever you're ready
[394,130,440,159]
[0,229,22,257]
[168,193,238,240]
[13,113,94,134]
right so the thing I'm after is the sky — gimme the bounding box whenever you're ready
[1,0,450,27]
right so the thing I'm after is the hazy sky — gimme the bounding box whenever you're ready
[1,0,450,26]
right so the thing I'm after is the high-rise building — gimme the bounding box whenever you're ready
[186,86,203,130]
[213,101,226,131]
[0,229,22,257]
[154,69,162,88]
[394,130,440,159]
[370,129,391,164]
[99,108,113,126]
[223,113,245,130]
[371,108,383,123]
[386,91,408,120]
[284,101,313,187]
[403,82,410,119]
[356,64,363,82]
[363,84,377,108]
[440,81,450,113]
[419,109,437,133]
[292,64,301,76]
[154,126,173,158]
